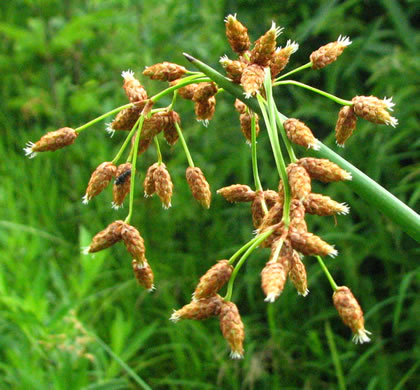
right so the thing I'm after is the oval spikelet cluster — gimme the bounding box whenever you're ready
[234,99,247,114]
[121,223,146,265]
[270,40,299,78]
[241,64,265,98]
[251,191,266,229]
[261,254,290,302]
[217,184,256,203]
[289,199,307,232]
[186,166,212,208]
[225,14,251,55]
[333,286,371,344]
[289,252,308,296]
[83,162,117,204]
[170,295,223,322]
[287,163,312,201]
[193,260,233,300]
[220,56,246,83]
[85,220,125,253]
[297,158,352,182]
[303,193,350,216]
[153,163,174,209]
[24,127,78,158]
[283,118,319,150]
[219,301,245,359]
[192,82,218,103]
[143,163,159,197]
[335,106,357,146]
[250,22,283,67]
[112,163,132,209]
[310,35,352,70]
[169,79,198,100]
[289,228,337,257]
[132,259,154,291]
[143,62,186,81]
[239,111,260,143]
[121,70,147,103]
[352,96,398,127]
[163,110,181,145]
[194,95,216,124]
[111,106,142,131]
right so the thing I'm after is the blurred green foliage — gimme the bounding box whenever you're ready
[0,0,419,389]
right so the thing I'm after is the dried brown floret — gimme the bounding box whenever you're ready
[297,158,352,182]
[170,295,223,322]
[303,193,350,216]
[217,184,256,203]
[192,82,218,103]
[85,220,125,253]
[289,252,308,296]
[219,300,245,359]
[110,106,142,131]
[83,162,117,204]
[143,162,159,197]
[241,64,265,98]
[352,96,398,127]
[335,106,357,146]
[194,96,216,124]
[239,112,260,143]
[270,40,299,78]
[225,14,251,55]
[143,62,186,81]
[132,259,154,291]
[121,70,147,103]
[250,22,283,67]
[163,110,181,145]
[310,36,352,70]
[287,163,312,201]
[112,163,132,209]
[153,163,173,209]
[186,166,212,208]
[289,228,337,257]
[283,118,319,150]
[220,56,247,83]
[121,223,146,265]
[193,260,233,300]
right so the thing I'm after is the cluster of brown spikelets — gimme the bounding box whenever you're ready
[22,12,401,359]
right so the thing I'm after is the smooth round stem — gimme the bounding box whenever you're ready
[275,62,312,81]
[75,103,133,133]
[316,256,338,291]
[111,117,142,165]
[273,80,352,106]
[251,114,263,192]
[175,122,194,167]
[224,230,273,301]
[168,90,178,111]
[228,234,262,266]
[154,137,162,165]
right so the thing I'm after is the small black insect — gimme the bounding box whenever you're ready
[115,169,131,185]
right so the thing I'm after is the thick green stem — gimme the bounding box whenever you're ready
[316,256,338,291]
[275,62,312,81]
[154,137,162,165]
[184,53,420,243]
[175,122,194,167]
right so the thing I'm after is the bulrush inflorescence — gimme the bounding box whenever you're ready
[23,12,411,359]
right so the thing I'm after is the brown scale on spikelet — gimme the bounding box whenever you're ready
[142,111,173,139]
[143,163,159,197]
[83,162,117,204]
[251,190,266,229]
[170,295,223,322]
[289,228,338,257]
[220,56,247,84]
[258,202,284,233]
[283,118,320,150]
[259,221,286,249]
[186,167,212,208]
[84,220,124,254]
[219,300,245,359]
[121,70,147,103]
[335,106,357,146]
[270,40,299,78]
[162,110,181,145]
[121,223,146,265]
[287,163,312,201]
[169,79,198,100]
[112,163,132,209]
[250,22,283,67]
[277,180,285,205]
[192,82,218,103]
[193,260,233,300]
[143,62,186,81]
[333,286,371,344]
[234,99,247,114]
[194,96,216,125]
[132,259,154,291]
[241,64,265,98]
[303,193,350,216]
[310,35,352,70]
[24,127,78,158]
[297,157,352,182]
[224,14,251,55]
[217,184,256,203]
[289,199,307,232]
[239,112,260,143]
[352,96,398,127]
[153,163,173,209]
[132,134,153,156]
[289,251,309,296]
[263,190,280,209]
[110,106,142,131]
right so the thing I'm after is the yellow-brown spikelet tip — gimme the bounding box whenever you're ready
[219,300,245,359]
[270,40,299,78]
[261,254,290,302]
[143,62,186,81]
[241,64,265,98]
[250,21,283,67]
[217,184,256,203]
[86,220,125,253]
[153,163,174,209]
[132,259,155,291]
[121,70,147,103]
[170,295,223,322]
[303,193,350,216]
[121,223,146,265]
[83,162,117,204]
[224,14,251,55]
[289,251,309,297]
[289,228,338,258]
[297,157,352,182]
[192,82,218,103]
[352,96,398,127]
[24,127,78,158]
[333,286,371,344]
[144,162,159,198]
[112,163,132,209]
[193,260,233,300]
[335,106,357,147]
[220,56,247,84]
[310,35,352,70]
[186,166,212,208]
[283,118,320,150]
[287,163,312,201]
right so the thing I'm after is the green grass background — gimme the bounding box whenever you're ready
[0,0,419,389]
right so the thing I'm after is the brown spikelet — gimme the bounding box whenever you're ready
[121,224,146,265]
[310,36,352,70]
[111,106,142,131]
[239,112,260,143]
[142,111,173,139]
[194,96,216,123]
[277,180,285,205]
[335,106,357,146]
[303,193,350,216]
[289,199,307,232]
[143,62,186,81]
[251,190,266,229]
[143,163,159,197]
[225,14,251,54]
[333,286,371,344]
[283,118,319,150]
[289,228,338,257]
[112,163,132,209]
[287,163,312,201]
[25,127,78,158]
[250,22,282,67]
[259,221,286,249]
[170,295,223,322]
[192,82,218,103]
[86,220,124,253]
[220,57,247,83]
[234,99,247,114]
[134,135,153,156]
[261,254,290,302]
[193,260,233,300]
[219,301,245,359]
[352,96,398,127]
[297,157,352,182]
[258,202,284,232]
[162,110,181,145]
[83,162,117,204]
[186,166,212,208]
[153,163,173,209]
[289,252,308,296]
[121,70,147,103]
[270,40,299,78]
[132,259,154,291]
[263,190,280,209]
[217,184,256,203]
[241,64,265,98]
[170,79,198,100]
